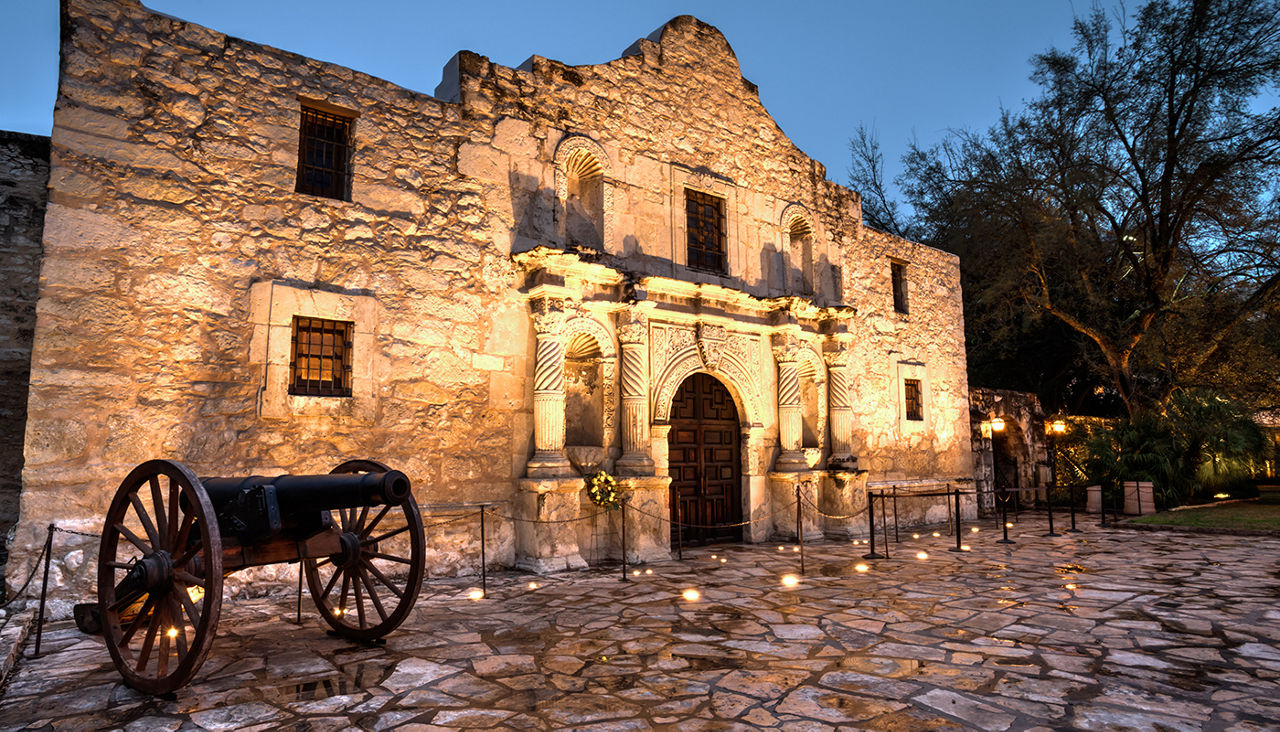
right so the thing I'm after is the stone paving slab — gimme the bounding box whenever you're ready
[1,515,1278,730]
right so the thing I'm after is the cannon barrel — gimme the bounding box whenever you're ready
[200,470,411,512]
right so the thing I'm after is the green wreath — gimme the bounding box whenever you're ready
[586,470,621,510]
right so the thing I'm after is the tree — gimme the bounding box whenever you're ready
[856,0,1280,415]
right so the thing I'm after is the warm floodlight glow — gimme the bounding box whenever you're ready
[645,569,653,575]
[931,532,941,538]
[187,586,205,602]
[971,527,980,533]
[851,539,860,545]
[1006,522,1014,528]
[854,563,869,573]
[778,546,785,552]
[960,545,971,551]
[710,554,717,559]
[1213,493,1230,499]
[1051,419,1067,434]
[333,607,344,616]
[912,533,920,539]
[720,558,727,563]
[781,574,799,588]
[792,546,800,553]
[681,588,701,602]
[916,551,929,560]
[991,417,1006,432]
[633,569,641,576]
[528,582,539,590]
[166,627,178,639]
[468,588,485,600]
[1065,583,1077,590]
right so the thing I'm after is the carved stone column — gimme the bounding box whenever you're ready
[615,310,654,475]
[772,334,806,471]
[823,342,856,468]
[526,297,573,478]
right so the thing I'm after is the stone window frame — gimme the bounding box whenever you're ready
[294,98,359,202]
[250,281,379,422]
[890,258,909,315]
[554,135,614,251]
[289,315,354,397]
[896,359,928,433]
[671,166,739,282]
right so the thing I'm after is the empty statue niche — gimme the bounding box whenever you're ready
[789,216,814,295]
[564,331,605,448]
[799,358,823,451]
[563,148,604,250]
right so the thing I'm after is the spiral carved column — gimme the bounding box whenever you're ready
[615,311,654,475]
[824,344,855,466]
[527,298,573,478]
[772,335,806,471]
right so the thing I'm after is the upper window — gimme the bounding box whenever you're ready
[296,106,352,201]
[290,316,353,397]
[904,378,923,421]
[686,188,726,273]
[891,260,909,314]
[789,217,814,295]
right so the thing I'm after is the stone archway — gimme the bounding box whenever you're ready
[668,373,743,545]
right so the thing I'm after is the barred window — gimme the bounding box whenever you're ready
[904,378,923,421]
[296,106,352,200]
[290,316,353,397]
[891,260,909,314]
[686,188,726,273]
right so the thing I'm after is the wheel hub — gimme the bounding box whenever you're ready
[124,550,173,593]
[331,531,363,570]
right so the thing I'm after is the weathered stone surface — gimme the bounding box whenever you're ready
[9,0,971,603]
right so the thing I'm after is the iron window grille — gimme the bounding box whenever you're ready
[686,188,726,273]
[904,378,923,421]
[296,106,352,201]
[891,260,909,314]
[289,316,354,397]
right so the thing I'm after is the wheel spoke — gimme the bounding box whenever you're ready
[359,505,392,539]
[168,595,188,661]
[137,604,160,672]
[171,524,199,567]
[355,506,370,536]
[119,593,157,646]
[106,560,137,570]
[363,524,410,546]
[363,560,405,600]
[149,476,169,549]
[156,601,170,678]
[338,571,352,617]
[319,565,343,601]
[352,571,366,629]
[174,570,206,588]
[314,557,332,569]
[166,477,181,546]
[367,551,413,565]
[108,587,147,613]
[178,583,202,627]
[115,523,152,555]
[128,494,161,549]
[357,565,389,622]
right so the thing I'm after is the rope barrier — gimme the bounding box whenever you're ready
[799,494,870,521]
[627,500,797,530]
[0,535,50,612]
[486,508,613,525]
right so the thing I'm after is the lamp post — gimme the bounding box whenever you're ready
[1044,419,1064,537]
[991,417,1015,545]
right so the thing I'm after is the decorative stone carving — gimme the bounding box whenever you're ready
[696,323,727,371]
[615,310,653,475]
[531,297,567,336]
[650,323,763,426]
[617,311,648,346]
[771,333,806,471]
[527,297,573,477]
[824,340,855,465]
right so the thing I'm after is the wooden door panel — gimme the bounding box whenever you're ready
[668,373,742,545]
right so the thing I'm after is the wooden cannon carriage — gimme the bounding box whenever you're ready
[97,458,425,693]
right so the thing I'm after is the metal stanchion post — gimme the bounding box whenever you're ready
[892,486,900,543]
[1099,483,1110,527]
[880,491,891,559]
[949,486,964,552]
[32,524,54,658]
[1066,484,1081,533]
[479,508,487,598]
[862,491,884,560]
[675,495,684,560]
[620,499,628,582]
[997,491,1015,544]
[296,563,303,624]
[795,485,805,575]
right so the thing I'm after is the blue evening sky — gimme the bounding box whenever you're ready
[0,1,1081,188]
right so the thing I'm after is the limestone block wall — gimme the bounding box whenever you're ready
[0,132,49,581]
[844,228,972,484]
[14,0,528,605]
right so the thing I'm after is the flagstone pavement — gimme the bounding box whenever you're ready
[1,514,1278,731]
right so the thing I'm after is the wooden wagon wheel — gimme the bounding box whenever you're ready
[304,459,425,641]
[98,459,223,694]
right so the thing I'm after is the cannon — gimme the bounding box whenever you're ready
[96,458,425,694]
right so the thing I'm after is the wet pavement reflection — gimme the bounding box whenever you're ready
[2,515,1279,730]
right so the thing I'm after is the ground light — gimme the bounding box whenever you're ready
[916,551,929,560]
[854,563,869,573]
[781,574,799,587]
[528,582,539,590]
[681,588,700,602]
[468,588,484,600]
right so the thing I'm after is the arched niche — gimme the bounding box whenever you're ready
[555,136,614,251]
[561,315,618,452]
[796,344,827,451]
[780,203,816,296]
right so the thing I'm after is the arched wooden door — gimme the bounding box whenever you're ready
[668,373,742,545]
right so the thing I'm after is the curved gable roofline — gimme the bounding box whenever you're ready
[621,16,756,95]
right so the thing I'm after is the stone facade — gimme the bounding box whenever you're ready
[6,0,973,610]
[969,387,1051,512]
[0,132,49,586]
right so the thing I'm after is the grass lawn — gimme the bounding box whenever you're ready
[1130,485,1280,531]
